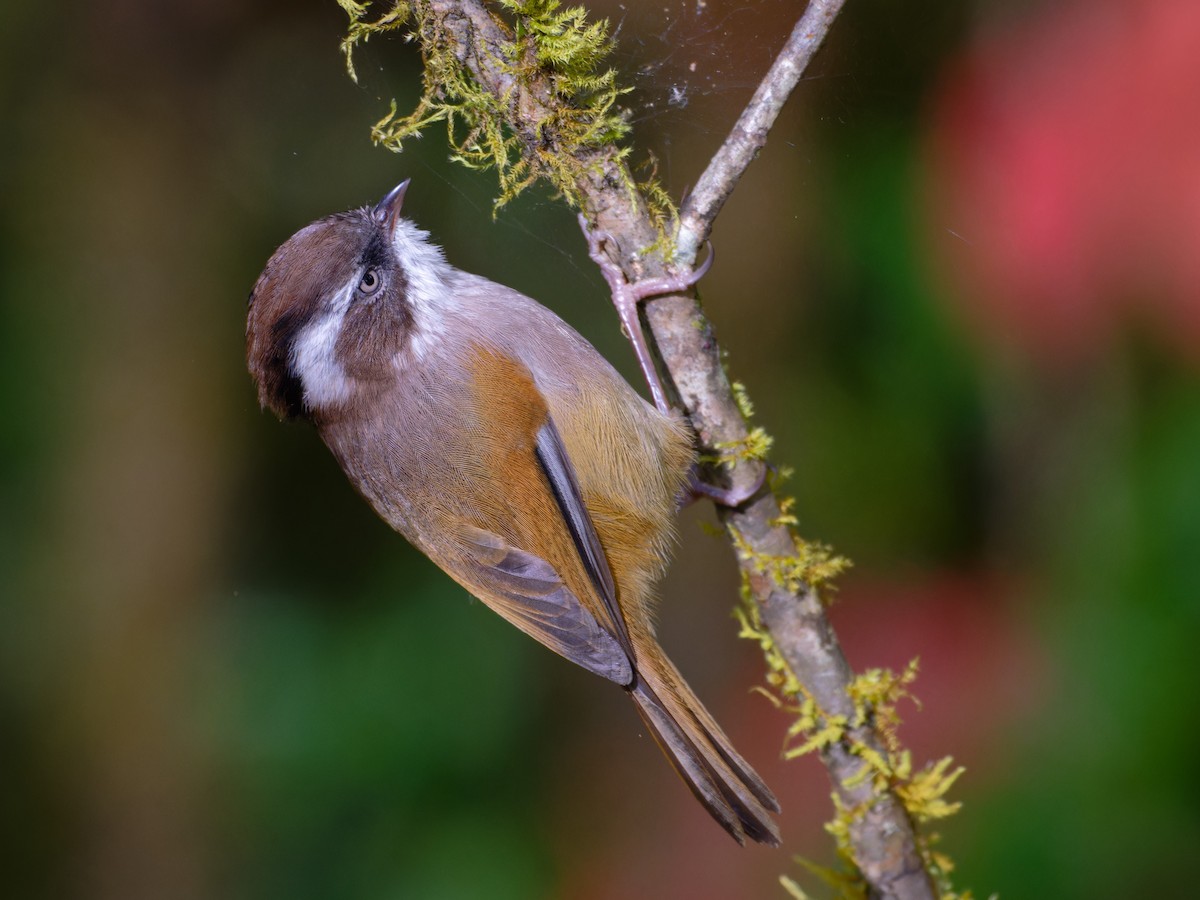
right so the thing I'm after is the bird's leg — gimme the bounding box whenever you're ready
[579,214,712,416]
[581,215,764,510]
[680,464,767,510]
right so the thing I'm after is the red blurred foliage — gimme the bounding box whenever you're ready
[833,572,1053,776]
[923,0,1200,366]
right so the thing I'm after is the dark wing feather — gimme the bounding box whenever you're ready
[454,524,633,685]
[533,419,633,657]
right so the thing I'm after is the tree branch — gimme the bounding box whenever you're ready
[675,0,848,265]
[374,2,941,896]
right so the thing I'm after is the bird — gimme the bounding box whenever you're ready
[245,180,780,845]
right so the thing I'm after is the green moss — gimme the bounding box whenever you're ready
[337,0,411,82]
[338,0,673,222]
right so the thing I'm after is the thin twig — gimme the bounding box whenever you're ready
[676,0,847,264]
[401,3,938,897]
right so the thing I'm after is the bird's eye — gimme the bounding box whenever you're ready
[357,268,382,296]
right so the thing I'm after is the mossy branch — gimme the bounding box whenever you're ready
[341,0,664,219]
[337,2,966,898]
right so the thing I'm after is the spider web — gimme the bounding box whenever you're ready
[604,0,803,188]
[610,0,791,121]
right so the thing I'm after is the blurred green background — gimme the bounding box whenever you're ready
[3,0,1198,897]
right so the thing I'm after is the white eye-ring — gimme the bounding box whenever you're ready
[357,268,383,296]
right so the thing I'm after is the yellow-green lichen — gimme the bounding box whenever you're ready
[731,527,852,597]
[731,380,755,418]
[897,755,966,824]
[702,425,775,469]
[848,658,921,754]
[779,874,813,900]
[782,852,865,900]
[779,663,972,900]
[735,580,802,698]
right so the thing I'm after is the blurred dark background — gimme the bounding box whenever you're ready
[2,0,1198,897]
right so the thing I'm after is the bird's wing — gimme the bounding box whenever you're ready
[450,521,631,684]
[419,344,634,684]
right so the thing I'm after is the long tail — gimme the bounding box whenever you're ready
[629,657,781,845]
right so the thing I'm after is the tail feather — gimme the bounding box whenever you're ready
[630,662,780,846]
